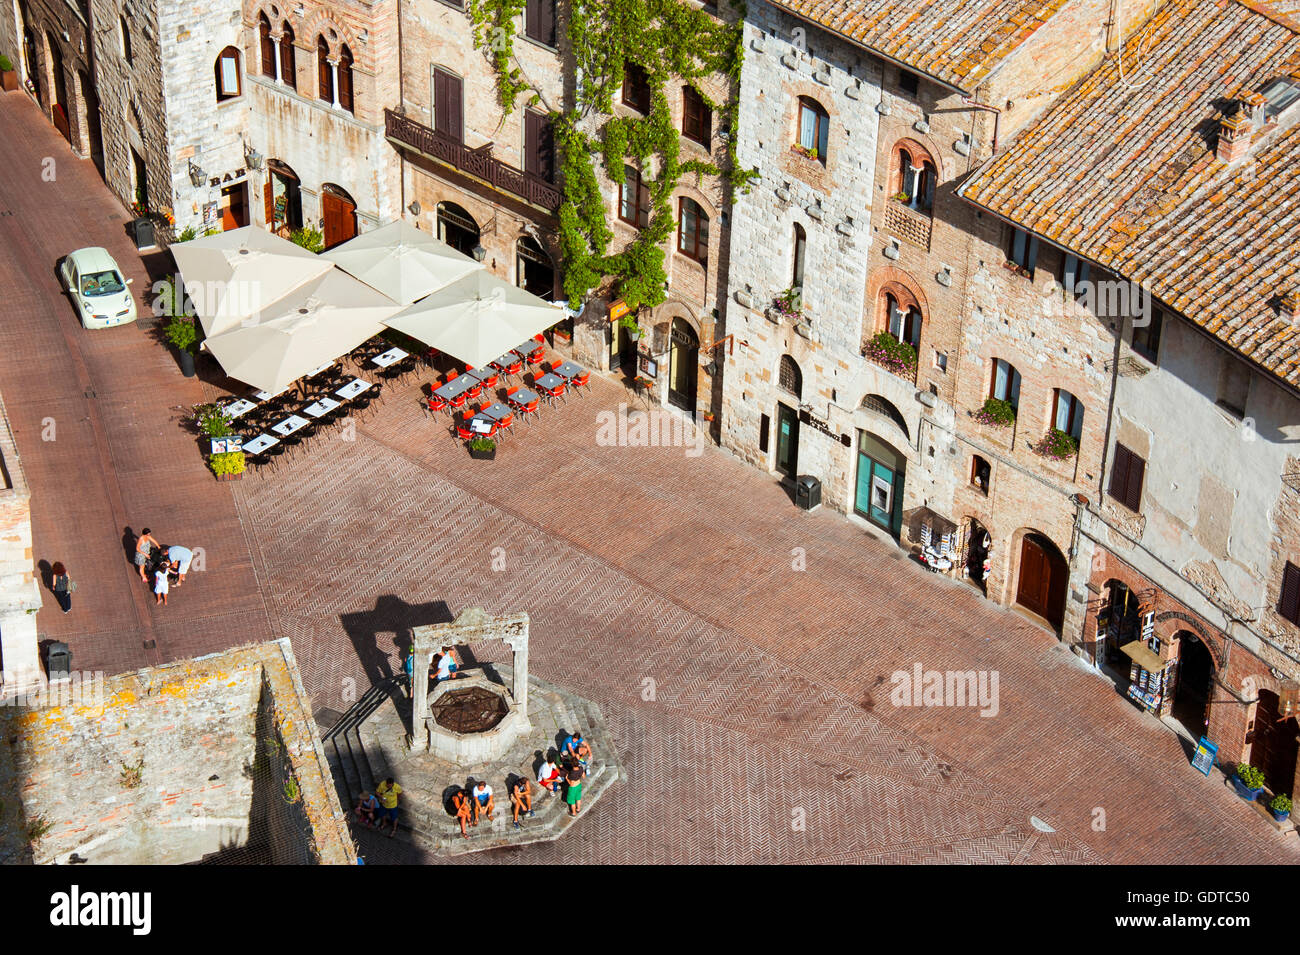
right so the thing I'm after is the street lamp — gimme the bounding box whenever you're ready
[472,244,486,262]
[187,160,207,188]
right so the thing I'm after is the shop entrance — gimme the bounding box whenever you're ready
[854,432,905,539]
[47,33,69,142]
[265,160,303,234]
[1253,689,1299,794]
[1171,632,1212,738]
[220,182,249,231]
[436,201,480,258]
[321,184,358,249]
[965,519,990,593]
[23,28,40,101]
[1016,533,1067,631]
[668,318,698,414]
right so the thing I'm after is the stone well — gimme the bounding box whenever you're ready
[425,671,529,763]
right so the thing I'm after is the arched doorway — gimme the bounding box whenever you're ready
[774,355,802,478]
[265,159,303,234]
[46,33,69,142]
[854,432,905,538]
[1016,532,1068,631]
[668,317,698,413]
[516,235,555,298]
[965,518,990,593]
[437,202,480,257]
[321,183,357,249]
[1253,689,1299,794]
[1171,631,1212,738]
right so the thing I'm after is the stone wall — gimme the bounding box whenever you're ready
[0,389,41,693]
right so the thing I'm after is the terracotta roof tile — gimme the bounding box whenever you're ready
[963,0,1300,387]
[767,0,1072,90]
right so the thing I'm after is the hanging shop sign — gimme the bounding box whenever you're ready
[609,299,630,323]
[798,407,851,447]
[1191,736,1218,776]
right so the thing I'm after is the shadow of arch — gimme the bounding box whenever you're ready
[339,595,455,691]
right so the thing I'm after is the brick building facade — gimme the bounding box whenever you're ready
[0,389,42,695]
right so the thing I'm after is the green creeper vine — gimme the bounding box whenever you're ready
[466,0,759,311]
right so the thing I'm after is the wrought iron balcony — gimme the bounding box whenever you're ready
[385,109,561,213]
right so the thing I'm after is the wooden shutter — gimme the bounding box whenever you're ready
[1109,443,1146,512]
[317,39,331,102]
[338,49,353,113]
[524,110,553,181]
[637,175,650,227]
[434,68,463,143]
[527,0,555,44]
[264,179,275,226]
[1281,562,1300,624]
[281,30,297,89]
[1123,450,1145,511]
[260,18,275,78]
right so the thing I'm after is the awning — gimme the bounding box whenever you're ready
[321,219,483,305]
[1120,641,1166,673]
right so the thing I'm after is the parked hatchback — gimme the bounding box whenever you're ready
[59,247,138,328]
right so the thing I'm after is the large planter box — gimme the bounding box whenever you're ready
[1231,775,1263,801]
[0,70,18,93]
[214,471,243,482]
[468,446,497,460]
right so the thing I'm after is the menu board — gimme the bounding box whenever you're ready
[1191,736,1218,776]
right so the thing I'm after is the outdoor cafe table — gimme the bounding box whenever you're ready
[306,361,335,377]
[243,433,280,455]
[254,386,289,401]
[487,353,519,371]
[303,396,341,418]
[534,372,564,394]
[479,401,513,422]
[224,398,258,420]
[512,341,543,360]
[335,378,373,401]
[510,387,540,407]
[371,347,409,369]
[552,360,583,381]
[271,414,311,437]
[433,374,480,401]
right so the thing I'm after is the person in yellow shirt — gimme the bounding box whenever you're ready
[375,777,402,837]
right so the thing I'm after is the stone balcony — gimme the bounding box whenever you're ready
[384,109,561,214]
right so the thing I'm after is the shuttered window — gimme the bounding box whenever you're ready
[317,37,333,103]
[622,63,651,114]
[524,109,554,182]
[1108,443,1146,512]
[1281,562,1300,625]
[682,86,711,146]
[433,67,464,143]
[618,166,650,227]
[525,0,557,45]
[1008,227,1039,272]
[259,15,276,78]
[337,45,354,113]
[280,25,297,89]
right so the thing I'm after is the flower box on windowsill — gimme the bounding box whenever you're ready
[790,143,822,163]
[1030,428,1078,463]
[1002,260,1032,280]
[973,397,1015,429]
[862,332,918,383]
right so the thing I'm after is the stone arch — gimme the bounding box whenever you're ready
[859,393,909,443]
[648,298,705,346]
[1155,611,1226,669]
[1008,526,1070,631]
[866,265,930,330]
[299,9,362,67]
[888,135,948,185]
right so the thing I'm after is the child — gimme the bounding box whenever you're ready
[154,565,169,606]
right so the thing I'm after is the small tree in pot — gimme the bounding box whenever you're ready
[1269,793,1291,822]
[1233,762,1266,801]
[164,315,199,377]
[0,55,18,92]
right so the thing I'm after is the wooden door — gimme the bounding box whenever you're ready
[1018,536,1051,619]
[1253,690,1299,794]
[221,183,248,231]
[322,191,356,249]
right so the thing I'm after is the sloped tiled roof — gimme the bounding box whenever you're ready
[767,0,1072,91]
[961,0,1300,388]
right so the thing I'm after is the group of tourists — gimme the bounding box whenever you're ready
[351,731,595,840]
[133,528,194,606]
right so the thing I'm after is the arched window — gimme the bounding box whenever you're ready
[619,165,650,227]
[791,222,806,290]
[861,394,909,441]
[280,24,297,90]
[797,97,829,162]
[778,355,802,398]
[215,46,242,102]
[317,36,333,104]
[516,236,555,298]
[259,14,276,78]
[989,358,1021,410]
[437,202,481,258]
[1052,388,1084,439]
[337,44,354,113]
[884,292,921,348]
[119,16,132,63]
[678,198,709,266]
[893,142,937,212]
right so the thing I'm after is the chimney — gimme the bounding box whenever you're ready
[1281,289,1300,324]
[1216,109,1253,163]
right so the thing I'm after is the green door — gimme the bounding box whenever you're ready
[776,403,799,477]
[854,432,905,538]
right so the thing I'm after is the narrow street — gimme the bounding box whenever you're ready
[2,92,1295,864]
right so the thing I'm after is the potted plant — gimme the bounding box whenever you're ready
[700,410,715,422]
[0,54,18,92]
[207,450,246,481]
[1232,762,1266,801]
[617,313,641,342]
[164,316,198,377]
[974,397,1016,428]
[863,331,918,380]
[1032,427,1079,462]
[1268,793,1291,822]
[892,191,910,203]
[288,227,324,253]
[791,143,819,161]
[553,323,573,343]
[771,287,804,322]
[468,436,497,460]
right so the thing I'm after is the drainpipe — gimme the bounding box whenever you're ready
[397,0,407,222]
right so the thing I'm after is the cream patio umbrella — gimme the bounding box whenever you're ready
[382,270,564,369]
[169,226,334,337]
[201,269,401,395]
[321,219,484,305]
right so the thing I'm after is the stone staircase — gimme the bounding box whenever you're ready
[316,670,624,856]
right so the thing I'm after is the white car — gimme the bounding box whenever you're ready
[59,247,138,329]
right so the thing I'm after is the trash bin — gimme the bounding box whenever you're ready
[795,475,822,510]
[47,641,71,681]
[129,217,156,250]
